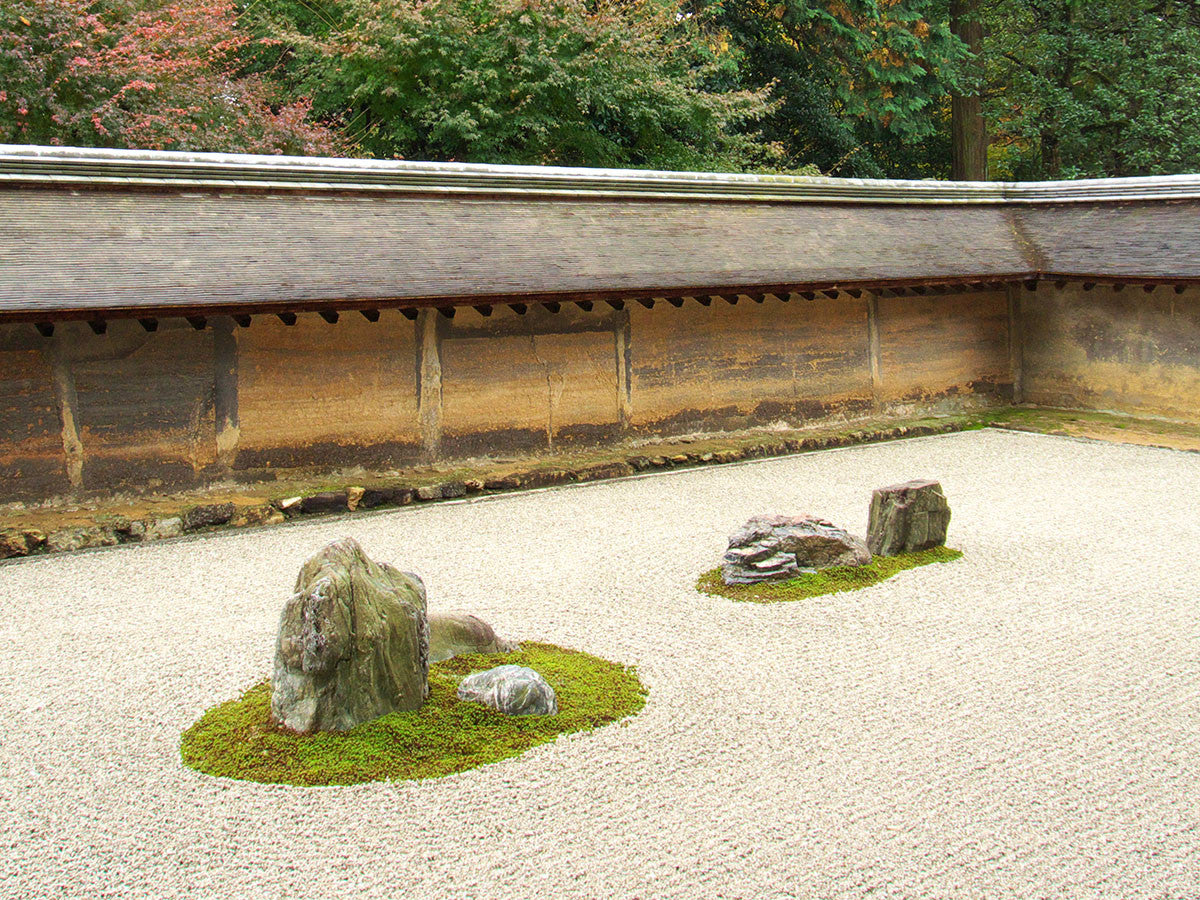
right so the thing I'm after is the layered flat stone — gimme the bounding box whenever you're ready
[722,514,871,585]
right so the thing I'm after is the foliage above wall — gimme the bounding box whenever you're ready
[0,0,343,153]
[984,0,1200,179]
[254,0,782,170]
[4,0,1200,179]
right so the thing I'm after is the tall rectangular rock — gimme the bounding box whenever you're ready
[867,480,951,556]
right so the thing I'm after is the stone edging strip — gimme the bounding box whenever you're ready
[0,421,969,562]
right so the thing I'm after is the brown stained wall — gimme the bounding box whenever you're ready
[0,293,1019,502]
[441,313,620,455]
[630,295,873,431]
[67,320,217,488]
[1021,284,1200,419]
[876,292,1012,404]
[235,312,421,469]
[0,324,69,499]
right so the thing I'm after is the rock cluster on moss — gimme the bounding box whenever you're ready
[715,478,953,590]
[182,642,646,786]
[699,546,963,603]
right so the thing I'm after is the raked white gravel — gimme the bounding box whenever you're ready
[1,429,1199,900]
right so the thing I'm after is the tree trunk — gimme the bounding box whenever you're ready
[950,0,987,181]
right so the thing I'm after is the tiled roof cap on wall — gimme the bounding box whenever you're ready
[2,145,1200,325]
[4,144,1200,204]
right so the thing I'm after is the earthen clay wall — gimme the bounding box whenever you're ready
[0,291,1013,501]
[1019,284,1200,420]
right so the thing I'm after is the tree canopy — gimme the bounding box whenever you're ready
[2,0,1199,179]
[259,0,782,170]
[984,0,1200,179]
[0,0,342,152]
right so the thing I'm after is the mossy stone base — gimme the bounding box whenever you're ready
[181,642,646,786]
[697,546,963,603]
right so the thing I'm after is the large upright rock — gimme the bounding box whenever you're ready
[722,514,871,585]
[428,611,520,663]
[867,479,951,556]
[271,537,429,733]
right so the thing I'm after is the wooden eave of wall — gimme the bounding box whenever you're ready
[4,146,1200,328]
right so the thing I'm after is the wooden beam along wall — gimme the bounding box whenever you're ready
[20,277,1200,340]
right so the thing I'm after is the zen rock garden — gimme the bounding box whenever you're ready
[182,534,646,786]
[722,478,952,585]
[272,536,551,733]
[185,480,955,786]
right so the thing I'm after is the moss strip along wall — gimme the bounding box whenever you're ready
[0,290,1013,500]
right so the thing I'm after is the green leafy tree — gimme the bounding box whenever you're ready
[691,0,968,177]
[259,0,784,170]
[985,0,1200,179]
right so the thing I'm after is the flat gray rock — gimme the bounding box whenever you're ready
[867,479,951,556]
[271,537,429,733]
[457,665,557,716]
[722,514,871,585]
[429,611,519,663]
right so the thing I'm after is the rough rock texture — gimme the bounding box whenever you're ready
[144,517,183,541]
[457,665,558,717]
[181,503,234,532]
[300,492,348,515]
[45,526,120,553]
[230,505,285,529]
[0,528,45,558]
[428,611,519,663]
[271,537,429,733]
[722,514,871,585]
[867,479,952,556]
[440,482,468,499]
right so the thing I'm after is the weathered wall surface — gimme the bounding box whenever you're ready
[442,330,620,454]
[0,292,1016,501]
[235,313,420,469]
[877,292,1012,405]
[66,320,218,489]
[1021,284,1200,419]
[0,325,69,499]
[630,295,874,431]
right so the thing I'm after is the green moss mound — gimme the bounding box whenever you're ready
[696,546,963,603]
[181,642,646,786]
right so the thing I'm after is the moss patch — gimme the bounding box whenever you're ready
[696,546,963,603]
[181,642,646,786]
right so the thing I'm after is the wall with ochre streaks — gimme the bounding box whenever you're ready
[0,291,1016,501]
[1020,284,1200,419]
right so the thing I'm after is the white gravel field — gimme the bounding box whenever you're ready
[2,429,1199,900]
